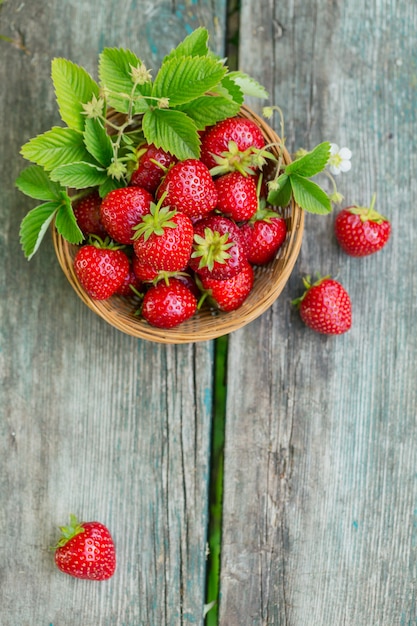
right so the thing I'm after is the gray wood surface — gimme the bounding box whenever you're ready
[220,1,417,625]
[1,1,416,625]
[0,2,225,625]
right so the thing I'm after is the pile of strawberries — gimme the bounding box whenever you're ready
[73,115,288,329]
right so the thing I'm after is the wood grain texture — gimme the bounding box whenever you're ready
[219,1,417,624]
[0,2,226,624]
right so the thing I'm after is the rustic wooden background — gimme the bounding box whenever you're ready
[1,1,416,625]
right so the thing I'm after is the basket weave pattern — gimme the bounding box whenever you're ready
[52,105,304,343]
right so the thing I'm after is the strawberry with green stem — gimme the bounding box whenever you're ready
[132,192,194,272]
[74,236,130,300]
[293,276,352,335]
[141,277,197,328]
[198,260,254,312]
[334,193,391,257]
[129,143,177,193]
[53,514,116,581]
[190,215,246,280]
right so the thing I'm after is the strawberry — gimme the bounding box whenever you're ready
[293,276,352,335]
[130,143,176,194]
[156,159,217,219]
[74,239,130,300]
[214,171,258,221]
[189,215,246,280]
[54,514,116,581]
[141,277,197,328]
[132,195,194,272]
[334,194,391,257]
[132,254,160,283]
[200,116,267,175]
[240,208,287,265]
[73,190,107,238]
[115,263,143,296]
[100,187,153,245]
[200,261,254,311]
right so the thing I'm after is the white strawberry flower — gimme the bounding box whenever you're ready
[328,144,352,175]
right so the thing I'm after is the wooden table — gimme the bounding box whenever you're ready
[1,1,416,624]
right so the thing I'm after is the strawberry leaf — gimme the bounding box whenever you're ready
[50,162,108,188]
[176,95,240,130]
[51,58,99,131]
[285,142,331,178]
[152,56,227,107]
[289,174,332,214]
[20,127,91,171]
[98,47,152,115]
[163,26,209,61]
[55,194,84,244]
[227,71,269,99]
[19,201,59,259]
[142,108,200,160]
[212,75,244,106]
[267,174,292,207]
[84,118,114,167]
[16,165,63,201]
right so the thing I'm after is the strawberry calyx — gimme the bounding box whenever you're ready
[87,234,126,251]
[209,141,276,177]
[291,274,331,308]
[346,193,387,223]
[53,514,85,550]
[191,227,233,271]
[132,191,177,241]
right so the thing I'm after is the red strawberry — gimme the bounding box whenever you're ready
[334,194,391,257]
[293,276,352,335]
[100,187,153,244]
[156,159,217,219]
[200,261,254,311]
[74,240,130,300]
[200,116,267,175]
[115,264,143,296]
[132,254,160,283]
[130,143,176,194]
[73,190,107,238]
[240,208,287,265]
[54,515,116,581]
[132,195,194,272]
[189,215,246,280]
[214,171,258,221]
[141,277,197,328]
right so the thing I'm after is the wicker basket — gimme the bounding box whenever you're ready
[52,105,304,343]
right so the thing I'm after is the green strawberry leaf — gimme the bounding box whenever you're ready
[212,75,244,106]
[163,27,209,61]
[176,95,240,130]
[98,47,152,115]
[152,55,227,107]
[54,193,84,243]
[83,118,114,167]
[15,165,63,201]
[51,58,100,131]
[289,174,332,214]
[227,71,269,99]
[285,142,331,178]
[20,127,91,171]
[99,176,125,198]
[50,161,108,188]
[19,201,59,259]
[142,108,200,160]
[267,174,292,207]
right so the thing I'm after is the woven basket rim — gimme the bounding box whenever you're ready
[52,104,304,343]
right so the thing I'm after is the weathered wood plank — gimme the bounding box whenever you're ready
[220,1,417,624]
[0,2,226,624]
